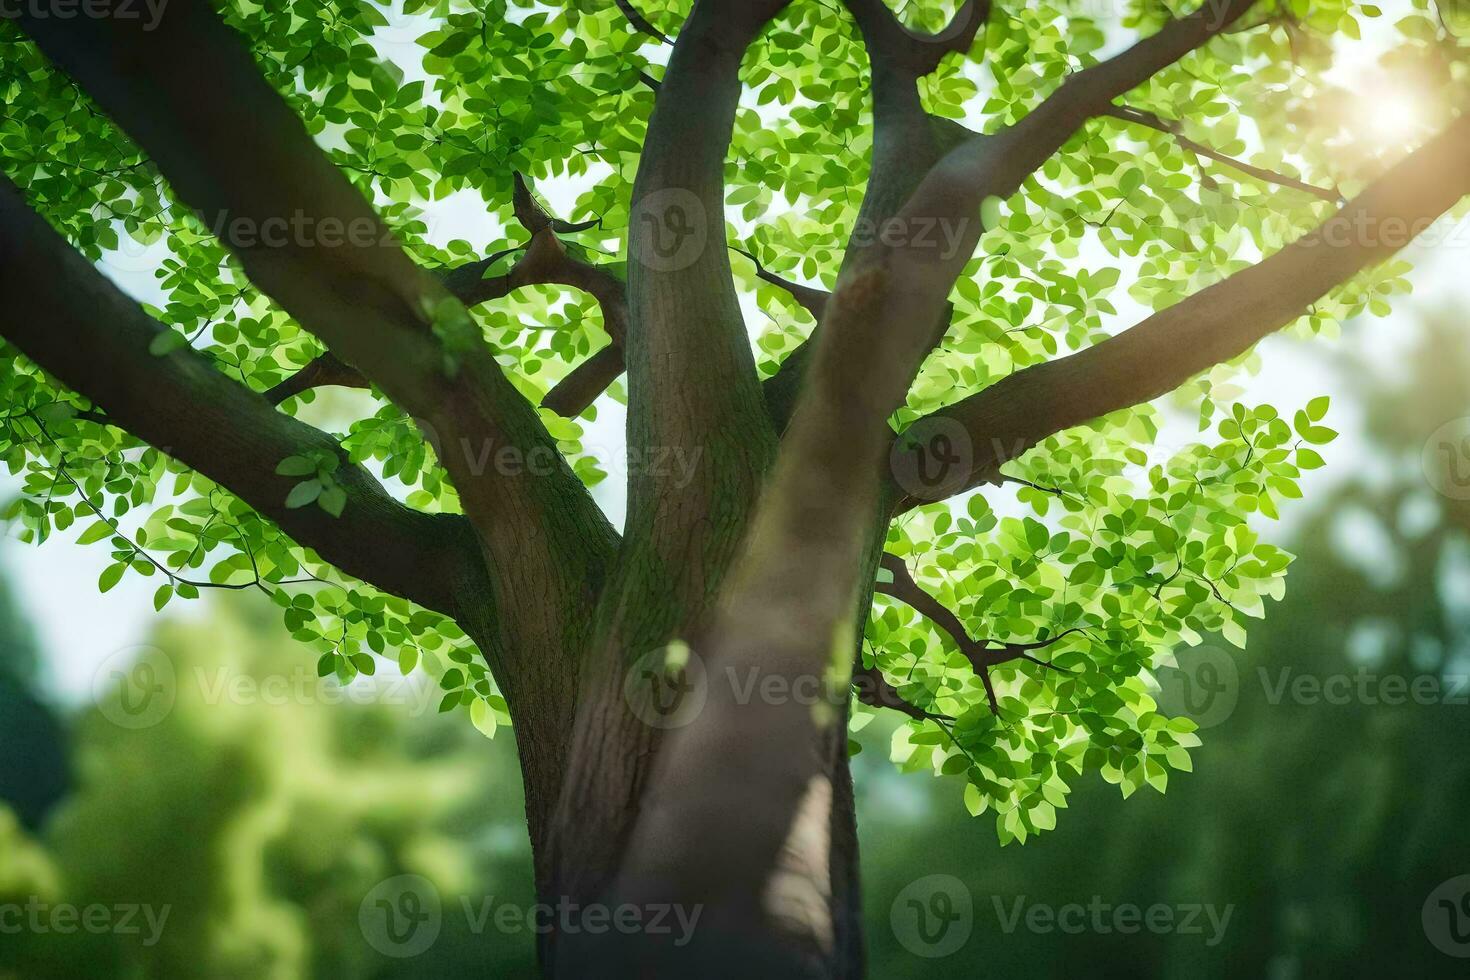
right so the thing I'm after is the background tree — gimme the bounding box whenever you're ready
[2,0,1468,975]
[0,597,541,979]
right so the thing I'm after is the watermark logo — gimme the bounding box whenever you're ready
[1154,644,1238,729]
[93,645,176,730]
[192,665,443,716]
[1422,418,1470,501]
[891,875,972,958]
[890,417,974,503]
[401,416,703,487]
[848,216,973,260]
[1424,876,1470,957]
[0,898,170,946]
[631,188,706,273]
[0,0,170,31]
[912,3,981,49]
[1258,667,1470,708]
[992,895,1233,945]
[360,875,443,959]
[204,210,399,251]
[622,643,707,730]
[356,879,701,956]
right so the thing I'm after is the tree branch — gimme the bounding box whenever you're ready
[18,2,455,418]
[893,110,1470,511]
[271,174,628,419]
[0,177,479,618]
[852,657,948,721]
[875,553,976,653]
[732,245,829,320]
[1101,104,1341,202]
[615,0,670,44]
[14,0,620,724]
[840,0,989,77]
[262,350,371,406]
[437,243,531,306]
[618,0,785,576]
[763,2,991,425]
[312,197,838,428]
[767,2,1251,433]
[875,554,1085,709]
[888,0,1258,292]
[874,554,997,712]
[977,628,1089,673]
[444,174,630,418]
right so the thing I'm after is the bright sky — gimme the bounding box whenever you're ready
[6,0,1463,705]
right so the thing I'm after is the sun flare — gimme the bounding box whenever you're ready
[1357,77,1431,148]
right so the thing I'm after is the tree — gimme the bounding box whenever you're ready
[0,597,541,978]
[0,0,1467,975]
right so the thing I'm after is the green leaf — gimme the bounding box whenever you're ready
[275,455,317,477]
[285,480,323,509]
[1302,425,1337,445]
[98,563,125,594]
[980,195,1003,230]
[398,647,419,675]
[964,782,985,817]
[470,698,498,738]
[318,485,347,518]
[77,521,113,545]
[35,402,77,423]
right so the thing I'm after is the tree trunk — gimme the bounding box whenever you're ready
[535,720,866,979]
[511,513,889,978]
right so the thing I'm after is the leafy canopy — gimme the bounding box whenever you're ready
[1,0,1461,844]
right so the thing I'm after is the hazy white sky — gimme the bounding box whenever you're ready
[6,0,1462,705]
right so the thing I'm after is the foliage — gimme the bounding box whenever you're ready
[860,312,1470,976]
[0,0,1466,843]
[0,599,536,978]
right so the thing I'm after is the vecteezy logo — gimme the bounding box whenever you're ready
[1424,875,1470,957]
[622,642,708,730]
[1425,875,1470,956]
[1423,419,1470,501]
[93,645,176,730]
[1153,644,1238,730]
[911,0,983,49]
[360,875,442,959]
[889,417,974,503]
[631,188,706,273]
[891,875,972,958]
